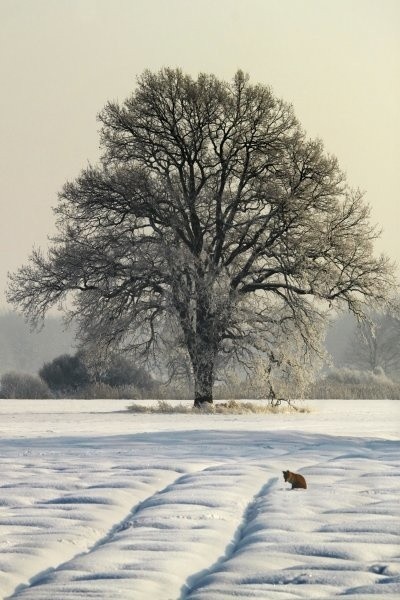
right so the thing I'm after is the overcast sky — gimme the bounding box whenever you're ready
[1,0,399,311]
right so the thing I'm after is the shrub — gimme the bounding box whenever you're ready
[308,367,400,399]
[324,367,392,385]
[99,355,155,390]
[75,382,141,399]
[127,399,308,414]
[39,353,90,394]
[0,371,52,399]
[40,351,155,397]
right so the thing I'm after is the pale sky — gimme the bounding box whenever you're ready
[1,0,399,310]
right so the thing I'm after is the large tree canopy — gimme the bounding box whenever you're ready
[8,69,394,405]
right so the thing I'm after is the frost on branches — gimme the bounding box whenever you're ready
[8,69,394,407]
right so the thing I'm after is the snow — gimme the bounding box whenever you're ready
[0,399,399,599]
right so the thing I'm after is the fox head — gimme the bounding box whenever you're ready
[282,470,291,482]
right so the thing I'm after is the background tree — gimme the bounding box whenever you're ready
[8,69,394,406]
[344,309,400,379]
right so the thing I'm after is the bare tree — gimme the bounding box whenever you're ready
[7,69,394,406]
[345,309,400,379]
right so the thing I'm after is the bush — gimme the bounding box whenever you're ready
[75,382,142,400]
[324,367,392,385]
[39,351,155,396]
[0,371,52,399]
[99,355,155,390]
[39,353,90,394]
[308,367,400,399]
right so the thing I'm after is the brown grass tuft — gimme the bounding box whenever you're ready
[127,399,309,414]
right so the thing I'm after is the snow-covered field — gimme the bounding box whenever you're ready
[0,399,399,600]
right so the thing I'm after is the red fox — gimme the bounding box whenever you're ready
[283,470,307,489]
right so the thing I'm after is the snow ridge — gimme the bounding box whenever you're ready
[5,469,189,599]
[1,399,399,599]
[181,476,279,598]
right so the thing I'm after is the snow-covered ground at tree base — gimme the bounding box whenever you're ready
[0,399,399,600]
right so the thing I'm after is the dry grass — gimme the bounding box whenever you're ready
[127,399,310,414]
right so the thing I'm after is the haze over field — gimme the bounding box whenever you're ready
[1,0,400,311]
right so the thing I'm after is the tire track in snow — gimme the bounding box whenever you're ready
[181,476,278,599]
[180,453,400,600]
[7,463,268,600]
[4,467,189,600]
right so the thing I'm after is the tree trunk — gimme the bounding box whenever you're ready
[187,268,217,408]
[193,356,214,408]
